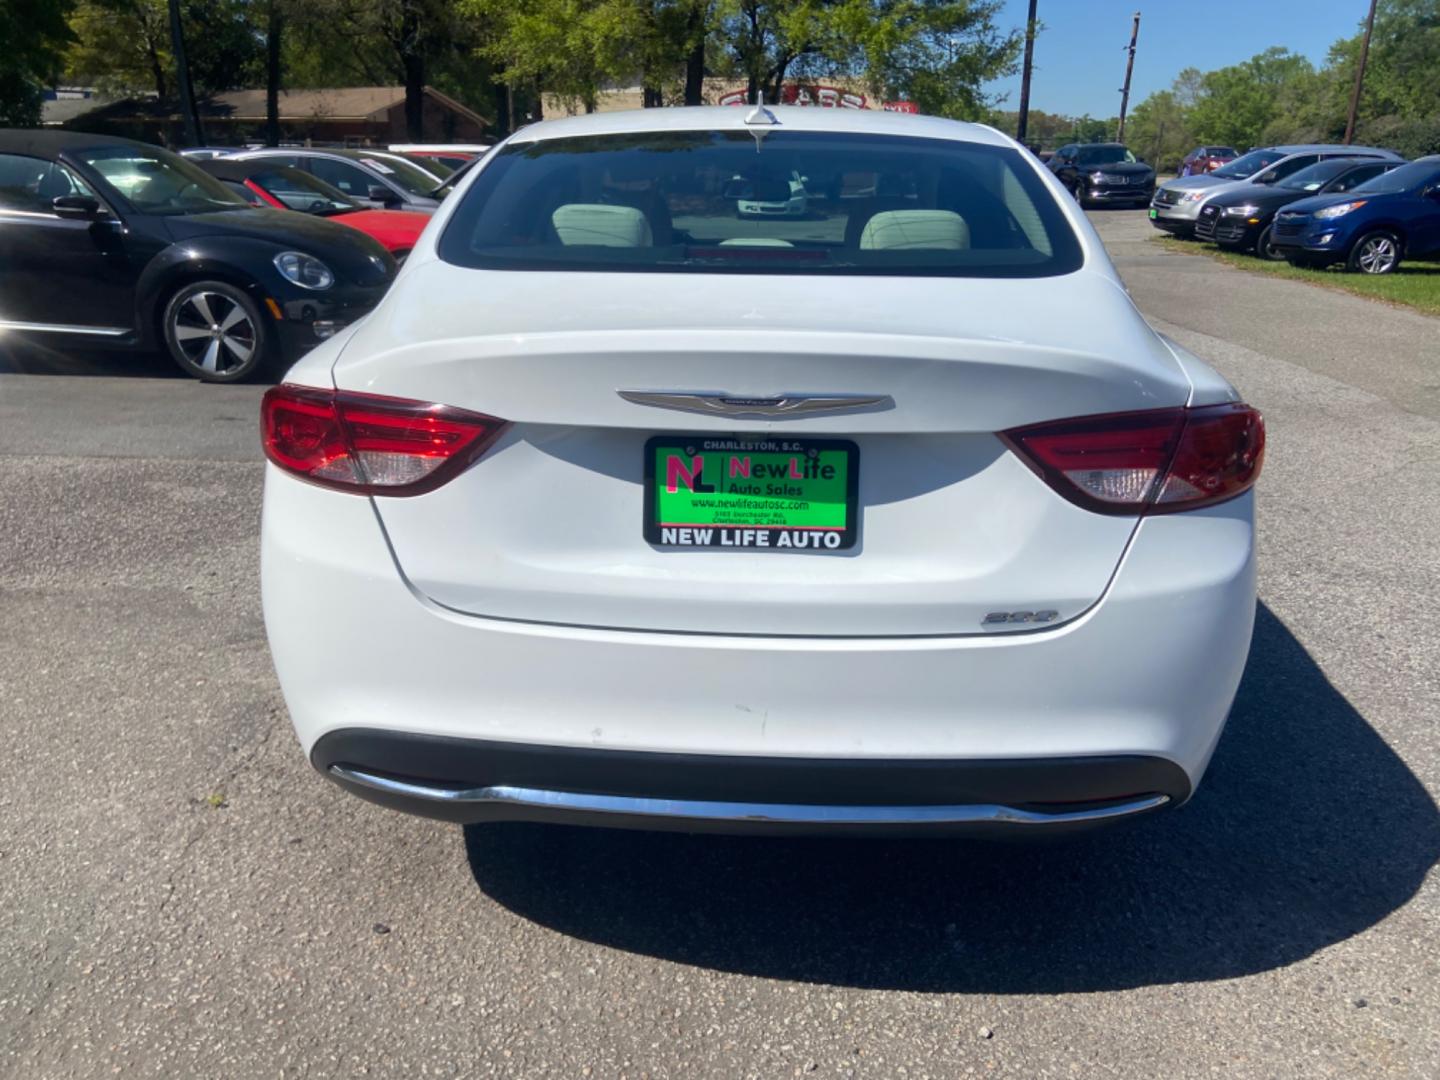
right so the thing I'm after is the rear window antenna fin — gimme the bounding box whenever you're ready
[745,91,779,127]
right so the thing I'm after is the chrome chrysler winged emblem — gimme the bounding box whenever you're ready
[617,390,893,419]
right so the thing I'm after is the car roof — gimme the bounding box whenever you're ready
[196,158,302,181]
[1262,144,1399,156]
[238,147,365,160]
[0,127,154,156]
[390,143,489,151]
[505,106,1013,148]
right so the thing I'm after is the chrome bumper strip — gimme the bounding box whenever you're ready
[329,765,1170,826]
[0,320,130,337]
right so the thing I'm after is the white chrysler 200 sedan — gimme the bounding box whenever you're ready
[260,106,1264,835]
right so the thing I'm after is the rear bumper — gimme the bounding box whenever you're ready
[262,468,1256,833]
[316,733,1183,834]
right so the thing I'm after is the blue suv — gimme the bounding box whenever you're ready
[1270,156,1440,274]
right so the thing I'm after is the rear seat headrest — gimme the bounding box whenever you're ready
[859,210,970,251]
[552,204,653,247]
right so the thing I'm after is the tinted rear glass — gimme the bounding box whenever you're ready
[1279,160,1355,191]
[438,131,1083,277]
[1213,150,1284,179]
[349,153,438,196]
[1354,161,1440,194]
[1075,146,1136,165]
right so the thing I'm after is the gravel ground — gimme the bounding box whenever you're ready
[0,209,1436,1079]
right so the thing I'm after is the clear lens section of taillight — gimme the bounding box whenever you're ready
[261,384,509,496]
[1152,403,1265,510]
[1002,403,1264,515]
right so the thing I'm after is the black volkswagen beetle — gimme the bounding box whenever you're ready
[1047,143,1156,209]
[0,130,395,381]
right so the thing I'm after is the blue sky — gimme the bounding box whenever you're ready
[983,0,1369,118]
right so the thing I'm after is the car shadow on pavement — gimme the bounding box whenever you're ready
[463,603,1440,992]
[0,340,183,378]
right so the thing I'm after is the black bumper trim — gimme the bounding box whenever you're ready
[311,728,1192,832]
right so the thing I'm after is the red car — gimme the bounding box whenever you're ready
[1180,145,1240,176]
[198,158,427,260]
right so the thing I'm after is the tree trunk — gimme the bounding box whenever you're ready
[404,54,425,139]
[492,74,510,139]
[643,84,662,108]
[744,1,761,104]
[147,35,168,102]
[767,55,790,105]
[265,1,283,147]
[684,3,705,107]
[400,1,425,140]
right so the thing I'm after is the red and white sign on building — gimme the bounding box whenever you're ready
[719,84,868,109]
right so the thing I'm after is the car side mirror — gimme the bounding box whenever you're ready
[367,184,398,206]
[1254,170,1278,185]
[1426,186,1440,202]
[52,194,103,219]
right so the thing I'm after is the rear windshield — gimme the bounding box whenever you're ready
[438,130,1083,277]
[253,168,355,213]
[1279,160,1355,191]
[349,153,439,197]
[1075,146,1136,165]
[1354,161,1440,195]
[1212,150,1285,180]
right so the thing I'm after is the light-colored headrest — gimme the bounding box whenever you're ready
[552,204,653,247]
[859,210,970,251]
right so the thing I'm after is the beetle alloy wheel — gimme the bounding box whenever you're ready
[1355,235,1398,275]
[171,290,258,376]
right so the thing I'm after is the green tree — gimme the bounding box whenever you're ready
[841,0,1021,118]
[1,0,77,125]
[67,0,170,99]
[1122,90,1190,171]
[287,0,491,135]
[66,0,260,99]
[1185,47,1314,150]
[715,0,1019,119]
[460,0,711,116]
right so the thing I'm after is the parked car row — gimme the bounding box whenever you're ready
[1149,143,1440,275]
[0,130,486,381]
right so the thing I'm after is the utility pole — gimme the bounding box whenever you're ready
[1344,0,1379,145]
[1015,0,1039,146]
[1116,11,1140,143]
[168,0,203,146]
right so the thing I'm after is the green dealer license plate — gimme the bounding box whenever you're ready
[1148,208,1158,219]
[644,435,859,551]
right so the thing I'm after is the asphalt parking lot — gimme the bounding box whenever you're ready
[1,209,1438,1078]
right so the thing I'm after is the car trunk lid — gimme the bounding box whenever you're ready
[331,264,1191,637]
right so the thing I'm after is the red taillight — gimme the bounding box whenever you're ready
[1001,403,1264,515]
[261,384,509,496]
